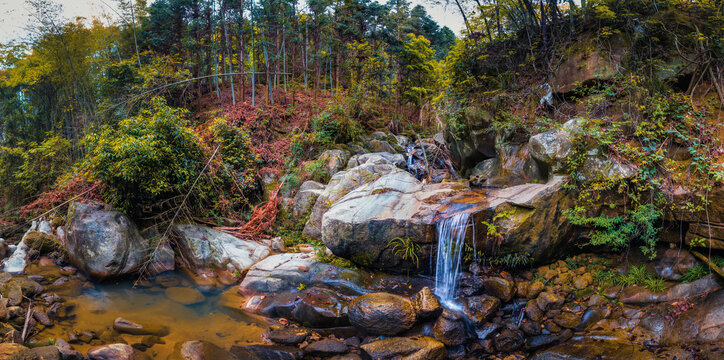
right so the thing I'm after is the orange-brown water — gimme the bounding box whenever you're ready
[26,264,270,358]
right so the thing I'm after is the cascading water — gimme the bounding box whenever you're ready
[434,212,472,303]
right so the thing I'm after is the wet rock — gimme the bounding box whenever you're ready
[164,287,205,306]
[23,231,60,253]
[572,273,593,290]
[587,294,607,307]
[576,307,610,331]
[412,287,441,320]
[174,340,235,360]
[461,295,500,325]
[16,346,62,360]
[87,343,137,360]
[494,328,524,353]
[173,224,270,273]
[526,329,573,350]
[266,327,310,345]
[291,287,349,327]
[658,288,724,344]
[321,171,464,271]
[229,345,301,360]
[304,339,348,357]
[0,343,28,360]
[2,282,23,306]
[619,275,721,304]
[360,336,446,360]
[291,181,325,218]
[304,161,403,239]
[32,308,51,326]
[483,277,516,302]
[239,249,370,296]
[433,310,468,346]
[525,300,544,322]
[552,311,582,329]
[475,322,499,340]
[348,293,416,335]
[112,317,169,337]
[653,248,699,280]
[527,282,545,299]
[65,201,149,279]
[531,338,656,360]
[536,292,564,312]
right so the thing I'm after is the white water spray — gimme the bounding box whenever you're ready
[434,212,472,302]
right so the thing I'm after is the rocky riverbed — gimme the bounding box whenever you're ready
[1,239,722,360]
[0,131,723,359]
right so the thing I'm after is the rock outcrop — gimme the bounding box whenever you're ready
[321,171,466,270]
[303,159,405,239]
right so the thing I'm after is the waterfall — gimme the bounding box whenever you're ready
[434,212,472,303]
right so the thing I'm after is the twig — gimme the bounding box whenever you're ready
[21,300,33,343]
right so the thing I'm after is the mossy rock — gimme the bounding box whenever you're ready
[23,231,60,253]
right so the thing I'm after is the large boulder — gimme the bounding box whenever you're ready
[65,202,149,279]
[346,152,406,169]
[360,336,446,360]
[463,176,576,264]
[471,144,545,187]
[174,224,270,273]
[444,107,497,173]
[321,171,466,270]
[348,292,417,335]
[303,161,405,239]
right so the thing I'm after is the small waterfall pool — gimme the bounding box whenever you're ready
[434,212,473,305]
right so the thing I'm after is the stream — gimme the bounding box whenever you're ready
[25,263,270,359]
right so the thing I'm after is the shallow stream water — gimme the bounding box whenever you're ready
[27,264,270,359]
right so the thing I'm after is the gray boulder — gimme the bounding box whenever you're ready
[360,336,446,360]
[65,202,149,279]
[174,224,269,273]
[346,152,406,169]
[303,161,404,239]
[321,171,465,270]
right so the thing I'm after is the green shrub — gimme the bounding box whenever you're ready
[0,135,72,210]
[210,118,259,193]
[81,97,205,212]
